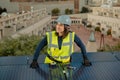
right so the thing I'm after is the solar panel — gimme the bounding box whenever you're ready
[0,62,120,80]
[0,64,50,80]
[71,52,118,63]
[113,51,120,61]
[71,62,120,80]
[0,52,120,80]
[0,54,46,65]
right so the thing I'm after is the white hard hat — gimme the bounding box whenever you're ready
[56,15,71,26]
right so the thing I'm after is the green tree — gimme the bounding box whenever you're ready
[80,7,89,13]
[86,24,92,28]
[65,8,73,14]
[107,29,111,35]
[69,9,73,14]
[0,7,3,14]
[105,43,120,51]
[65,8,69,14]
[95,27,101,32]
[51,8,60,16]
[0,35,47,56]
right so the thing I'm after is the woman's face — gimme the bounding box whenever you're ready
[56,23,65,33]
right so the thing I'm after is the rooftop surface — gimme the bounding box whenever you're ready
[0,19,120,80]
[71,26,120,51]
[0,52,120,80]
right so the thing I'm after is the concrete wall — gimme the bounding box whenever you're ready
[0,0,19,13]
[69,13,88,19]
[88,14,120,39]
[88,7,120,39]
[32,2,74,15]
[32,0,86,14]
[11,15,51,38]
[0,0,85,14]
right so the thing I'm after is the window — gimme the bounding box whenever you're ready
[119,28,120,30]
[112,31,116,34]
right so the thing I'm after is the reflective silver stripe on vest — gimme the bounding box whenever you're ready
[48,44,58,48]
[48,32,58,48]
[48,32,52,48]
[53,56,58,59]
[62,42,70,46]
[62,33,73,56]
[48,32,52,55]
[69,33,73,55]
[53,56,69,59]
[61,56,69,59]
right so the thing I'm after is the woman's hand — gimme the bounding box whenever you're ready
[30,60,39,69]
[83,59,92,66]
[82,55,92,66]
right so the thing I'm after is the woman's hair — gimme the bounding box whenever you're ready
[53,24,71,39]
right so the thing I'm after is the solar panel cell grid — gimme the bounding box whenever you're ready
[0,52,120,80]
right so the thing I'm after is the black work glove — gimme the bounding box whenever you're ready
[82,55,92,66]
[30,59,39,69]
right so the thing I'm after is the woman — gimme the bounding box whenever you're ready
[30,15,91,68]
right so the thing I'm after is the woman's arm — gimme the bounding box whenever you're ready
[74,34,87,56]
[33,36,47,61]
[74,34,92,66]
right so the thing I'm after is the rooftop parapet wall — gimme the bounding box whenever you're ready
[87,13,120,39]
[91,7,120,18]
[0,8,49,39]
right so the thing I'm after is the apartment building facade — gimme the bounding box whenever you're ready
[88,7,120,39]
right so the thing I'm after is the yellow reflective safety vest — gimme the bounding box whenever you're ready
[45,31,75,63]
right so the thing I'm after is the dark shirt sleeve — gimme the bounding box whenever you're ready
[74,34,87,56]
[33,36,47,60]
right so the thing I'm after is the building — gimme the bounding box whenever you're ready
[0,9,84,39]
[10,0,73,2]
[0,0,85,14]
[87,0,120,7]
[0,8,52,39]
[87,6,120,39]
[74,0,79,13]
[86,0,120,39]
